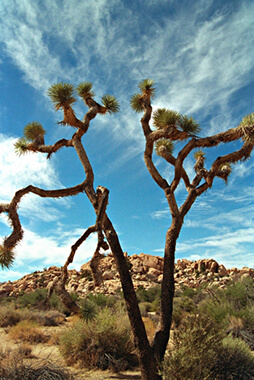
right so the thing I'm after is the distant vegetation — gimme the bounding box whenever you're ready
[0,277,254,378]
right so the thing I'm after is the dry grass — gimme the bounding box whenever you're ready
[142,317,156,344]
[8,320,48,344]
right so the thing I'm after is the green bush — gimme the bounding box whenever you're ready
[212,334,254,379]
[163,314,254,380]
[59,308,136,371]
[172,296,197,328]
[163,315,222,380]
[136,285,161,304]
[86,293,116,309]
[17,289,48,309]
[198,278,254,350]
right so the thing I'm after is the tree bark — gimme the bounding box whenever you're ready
[103,217,161,379]
[153,216,182,362]
[73,135,160,379]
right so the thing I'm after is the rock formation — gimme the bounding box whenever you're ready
[0,253,253,298]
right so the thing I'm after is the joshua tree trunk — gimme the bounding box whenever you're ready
[103,217,161,380]
[73,135,160,379]
[153,215,182,362]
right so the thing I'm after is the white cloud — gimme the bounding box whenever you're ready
[0,225,99,282]
[177,227,254,268]
[0,134,69,219]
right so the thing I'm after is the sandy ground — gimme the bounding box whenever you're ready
[0,326,141,379]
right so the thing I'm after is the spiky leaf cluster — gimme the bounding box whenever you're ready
[0,245,15,269]
[14,138,30,156]
[76,82,95,100]
[130,93,144,113]
[153,108,200,135]
[155,138,174,156]
[47,83,76,110]
[101,94,120,114]
[153,109,180,129]
[194,150,206,160]
[138,79,156,99]
[130,79,156,113]
[194,150,206,173]
[24,122,46,142]
[179,115,201,134]
[240,113,254,128]
[240,113,254,142]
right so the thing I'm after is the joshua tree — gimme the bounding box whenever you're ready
[131,79,254,363]
[0,82,160,379]
[0,80,253,379]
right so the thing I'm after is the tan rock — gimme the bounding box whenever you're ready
[0,282,13,294]
[218,264,228,276]
[147,268,161,281]
[102,270,115,281]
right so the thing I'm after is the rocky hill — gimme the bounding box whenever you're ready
[0,252,253,297]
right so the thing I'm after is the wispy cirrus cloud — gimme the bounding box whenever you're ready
[0,1,253,134]
[176,226,254,268]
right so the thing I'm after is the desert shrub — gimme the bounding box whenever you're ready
[86,293,116,309]
[17,289,48,309]
[172,296,197,328]
[163,314,254,380]
[136,285,161,304]
[69,291,79,302]
[29,310,66,326]
[139,301,152,317]
[80,268,93,281]
[59,308,136,371]
[163,315,223,380]
[211,334,254,379]
[198,293,232,326]
[198,278,254,350]
[8,320,48,344]
[223,277,254,310]
[17,289,65,313]
[0,306,22,327]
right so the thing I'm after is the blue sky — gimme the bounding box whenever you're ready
[0,0,254,282]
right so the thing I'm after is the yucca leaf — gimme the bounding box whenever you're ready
[240,113,254,128]
[240,113,254,142]
[47,83,76,110]
[155,138,174,156]
[194,150,205,160]
[0,246,15,269]
[179,115,200,135]
[194,149,206,172]
[138,79,156,99]
[153,109,180,129]
[101,94,120,114]
[130,93,144,113]
[14,138,30,156]
[76,82,95,100]
[23,122,46,142]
